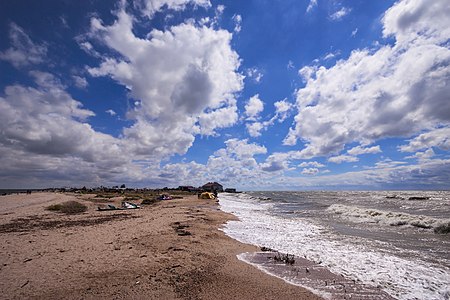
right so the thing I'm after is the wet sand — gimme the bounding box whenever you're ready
[0,192,322,299]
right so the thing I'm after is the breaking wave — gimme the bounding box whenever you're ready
[219,193,450,300]
[327,204,450,233]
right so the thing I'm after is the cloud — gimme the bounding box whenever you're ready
[405,148,435,160]
[87,7,243,157]
[246,67,263,83]
[0,23,47,68]
[299,161,325,168]
[382,0,450,45]
[72,75,89,89]
[137,0,211,17]
[273,99,293,122]
[323,51,340,61]
[216,4,225,15]
[223,138,267,159]
[351,28,358,37]
[60,15,69,28]
[347,145,381,156]
[0,72,134,173]
[286,0,450,159]
[399,127,450,152]
[77,40,101,58]
[245,98,293,137]
[301,167,319,175]
[197,105,238,136]
[303,158,450,189]
[159,139,450,189]
[244,94,264,120]
[0,25,146,187]
[287,60,295,70]
[0,1,246,188]
[374,159,407,169]
[298,65,318,83]
[328,155,359,164]
[260,152,294,172]
[246,122,264,138]
[327,145,381,164]
[106,109,117,116]
[306,0,317,13]
[188,138,267,185]
[232,14,242,33]
[330,7,351,21]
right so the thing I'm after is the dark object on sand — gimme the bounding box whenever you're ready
[260,246,275,252]
[408,196,430,200]
[157,194,173,200]
[121,201,140,209]
[97,204,121,211]
[172,222,191,236]
[385,195,404,199]
[97,201,140,211]
[434,223,450,234]
[273,252,295,265]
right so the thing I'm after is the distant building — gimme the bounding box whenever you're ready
[179,185,193,191]
[225,188,237,193]
[202,182,223,192]
[178,186,198,192]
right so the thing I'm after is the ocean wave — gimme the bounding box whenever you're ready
[219,193,450,300]
[327,204,450,233]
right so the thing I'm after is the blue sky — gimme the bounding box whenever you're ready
[1,0,449,190]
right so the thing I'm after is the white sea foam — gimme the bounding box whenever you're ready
[219,193,450,300]
[327,204,450,232]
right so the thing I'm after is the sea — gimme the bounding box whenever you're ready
[218,191,450,300]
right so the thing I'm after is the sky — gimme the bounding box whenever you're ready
[0,0,449,190]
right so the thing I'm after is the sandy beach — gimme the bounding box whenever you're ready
[0,192,322,300]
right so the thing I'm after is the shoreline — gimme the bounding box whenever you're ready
[0,192,322,299]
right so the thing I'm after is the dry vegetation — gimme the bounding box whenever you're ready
[46,201,87,214]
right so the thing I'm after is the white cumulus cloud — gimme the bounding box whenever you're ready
[244,94,264,120]
[88,7,243,157]
[246,122,264,138]
[299,161,325,168]
[399,127,450,152]
[245,98,293,138]
[286,0,450,160]
[72,75,89,89]
[328,155,359,164]
[347,145,382,156]
[301,167,319,175]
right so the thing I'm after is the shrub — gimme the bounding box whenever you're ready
[47,204,63,211]
[47,201,87,214]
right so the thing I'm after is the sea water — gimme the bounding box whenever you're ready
[219,191,450,300]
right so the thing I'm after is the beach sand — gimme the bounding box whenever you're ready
[0,192,322,299]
